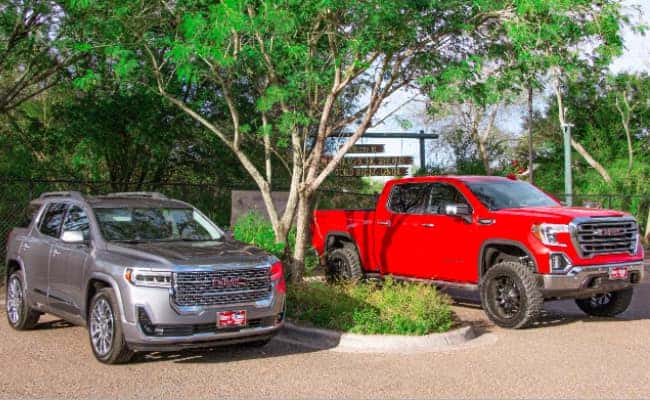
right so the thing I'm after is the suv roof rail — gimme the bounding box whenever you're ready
[105,192,168,200]
[39,191,85,201]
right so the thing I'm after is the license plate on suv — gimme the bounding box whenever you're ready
[609,267,629,280]
[217,310,247,328]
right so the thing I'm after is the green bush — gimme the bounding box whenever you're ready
[287,278,454,335]
[232,212,292,257]
[232,211,320,275]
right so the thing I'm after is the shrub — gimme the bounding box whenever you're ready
[232,212,291,257]
[232,211,319,275]
[287,278,454,335]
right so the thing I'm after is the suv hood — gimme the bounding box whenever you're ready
[106,239,271,266]
[494,206,627,221]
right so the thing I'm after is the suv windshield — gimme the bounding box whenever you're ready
[93,207,223,242]
[465,180,560,211]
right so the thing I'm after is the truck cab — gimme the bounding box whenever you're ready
[312,176,645,328]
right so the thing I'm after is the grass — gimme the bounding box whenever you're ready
[287,278,455,335]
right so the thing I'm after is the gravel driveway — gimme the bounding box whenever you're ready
[1,281,650,399]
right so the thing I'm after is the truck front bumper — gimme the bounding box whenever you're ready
[540,261,645,299]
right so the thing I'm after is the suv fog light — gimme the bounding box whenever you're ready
[550,253,572,273]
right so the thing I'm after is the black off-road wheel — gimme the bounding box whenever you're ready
[575,288,633,317]
[5,271,40,330]
[88,288,133,364]
[325,244,363,283]
[479,261,543,329]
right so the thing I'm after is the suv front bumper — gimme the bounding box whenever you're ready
[540,262,645,299]
[119,283,286,352]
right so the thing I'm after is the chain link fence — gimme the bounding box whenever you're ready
[1,178,648,277]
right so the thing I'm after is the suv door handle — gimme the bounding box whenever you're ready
[52,249,61,257]
[23,243,31,250]
[420,223,435,228]
[377,220,391,226]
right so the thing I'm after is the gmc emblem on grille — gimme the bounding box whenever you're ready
[594,227,625,236]
[212,277,247,289]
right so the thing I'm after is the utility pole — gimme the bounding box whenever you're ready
[527,84,534,184]
[562,122,574,206]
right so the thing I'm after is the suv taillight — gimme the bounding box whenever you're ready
[271,261,286,294]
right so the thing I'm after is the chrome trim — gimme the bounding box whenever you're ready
[541,261,644,293]
[168,260,276,315]
[570,216,638,259]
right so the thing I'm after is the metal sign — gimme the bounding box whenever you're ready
[336,166,410,177]
[345,144,386,154]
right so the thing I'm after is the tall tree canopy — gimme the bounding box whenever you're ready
[70,0,629,279]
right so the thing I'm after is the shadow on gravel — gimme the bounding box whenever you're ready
[131,337,324,365]
[34,319,74,330]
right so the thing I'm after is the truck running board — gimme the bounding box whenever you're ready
[364,273,478,292]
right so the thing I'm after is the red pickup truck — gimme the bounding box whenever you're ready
[312,176,645,328]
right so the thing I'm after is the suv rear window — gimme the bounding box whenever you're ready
[39,203,68,238]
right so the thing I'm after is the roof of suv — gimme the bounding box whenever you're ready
[33,191,192,208]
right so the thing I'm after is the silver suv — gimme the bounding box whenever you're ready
[5,191,286,364]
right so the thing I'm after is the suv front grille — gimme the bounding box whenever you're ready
[574,218,638,257]
[172,267,272,307]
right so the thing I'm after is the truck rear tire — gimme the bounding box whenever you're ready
[575,288,633,317]
[325,244,363,282]
[479,261,543,329]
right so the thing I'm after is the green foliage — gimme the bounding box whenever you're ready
[287,278,454,335]
[232,212,291,257]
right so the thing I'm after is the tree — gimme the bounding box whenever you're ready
[0,0,84,114]
[76,0,629,280]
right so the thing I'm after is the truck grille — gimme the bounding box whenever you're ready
[172,267,272,307]
[574,218,638,257]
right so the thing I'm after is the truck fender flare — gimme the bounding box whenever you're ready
[84,272,127,324]
[478,239,538,278]
[324,231,362,255]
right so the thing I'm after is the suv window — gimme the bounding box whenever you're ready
[39,203,68,238]
[427,184,471,214]
[387,183,431,214]
[62,205,90,241]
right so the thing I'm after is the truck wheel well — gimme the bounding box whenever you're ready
[326,234,355,252]
[86,279,110,317]
[481,244,533,277]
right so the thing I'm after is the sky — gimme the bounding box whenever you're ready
[350,0,650,176]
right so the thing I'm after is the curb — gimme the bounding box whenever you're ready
[276,322,492,354]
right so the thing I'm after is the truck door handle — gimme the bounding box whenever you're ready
[52,249,61,257]
[23,243,31,250]
[377,220,391,226]
[420,223,435,228]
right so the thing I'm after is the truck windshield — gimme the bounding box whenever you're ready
[465,181,560,211]
[93,207,223,242]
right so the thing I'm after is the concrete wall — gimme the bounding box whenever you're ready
[230,190,290,226]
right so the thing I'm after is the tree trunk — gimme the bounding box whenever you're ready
[289,191,312,283]
[527,84,534,184]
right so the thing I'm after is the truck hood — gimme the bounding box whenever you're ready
[105,239,271,266]
[494,206,627,221]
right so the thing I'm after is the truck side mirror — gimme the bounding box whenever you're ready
[61,230,85,244]
[444,204,472,222]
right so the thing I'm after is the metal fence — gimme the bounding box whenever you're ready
[1,179,648,271]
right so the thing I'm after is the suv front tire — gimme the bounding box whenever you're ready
[88,288,133,364]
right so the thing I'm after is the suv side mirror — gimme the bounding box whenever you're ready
[444,203,472,222]
[61,230,85,243]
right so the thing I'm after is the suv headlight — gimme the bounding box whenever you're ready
[124,268,171,288]
[532,223,569,247]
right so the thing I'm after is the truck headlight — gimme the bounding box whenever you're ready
[124,268,172,288]
[532,223,569,247]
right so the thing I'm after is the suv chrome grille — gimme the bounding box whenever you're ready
[574,218,638,257]
[172,267,272,307]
